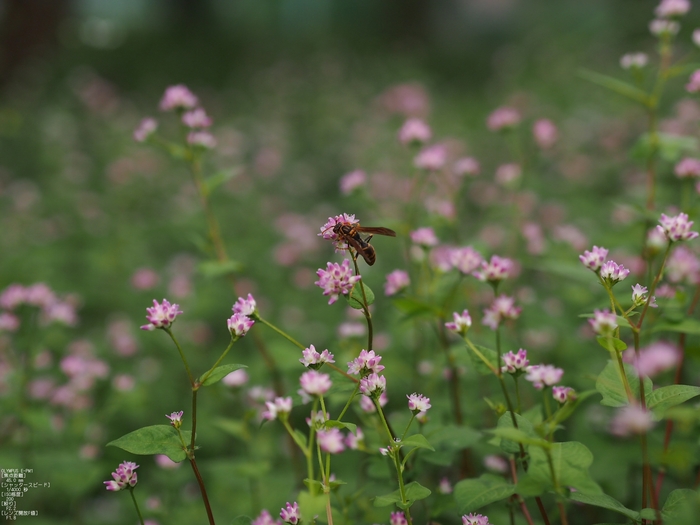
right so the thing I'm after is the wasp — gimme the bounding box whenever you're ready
[331,222,396,266]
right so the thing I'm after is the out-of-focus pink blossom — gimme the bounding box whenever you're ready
[187,131,217,149]
[486,107,521,131]
[159,84,198,111]
[131,268,160,290]
[182,108,212,128]
[414,144,447,170]
[453,157,480,176]
[384,270,410,296]
[133,118,158,142]
[495,163,521,187]
[611,405,655,436]
[674,157,700,178]
[655,0,691,18]
[620,53,648,70]
[623,341,681,377]
[398,118,432,145]
[532,119,558,148]
[339,170,366,195]
[222,369,249,387]
[666,245,700,283]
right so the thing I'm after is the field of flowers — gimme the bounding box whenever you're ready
[2,1,700,524]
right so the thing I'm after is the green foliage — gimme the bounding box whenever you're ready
[107,425,192,462]
[453,474,515,514]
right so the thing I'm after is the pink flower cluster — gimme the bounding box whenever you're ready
[229,294,257,337]
[657,212,699,242]
[299,344,335,369]
[280,501,301,524]
[262,397,293,421]
[486,106,521,131]
[140,298,183,331]
[104,461,139,491]
[315,259,361,305]
[445,310,472,335]
[384,269,410,296]
[482,295,521,330]
[473,255,515,283]
[462,513,492,525]
[0,282,79,329]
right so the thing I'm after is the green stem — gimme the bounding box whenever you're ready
[199,337,236,385]
[128,487,145,525]
[258,316,305,349]
[190,457,216,525]
[164,327,195,386]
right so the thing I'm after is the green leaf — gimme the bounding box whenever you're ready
[631,132,699,163]
[454,474,516,514]
[595,335,627,352]
[198,364,247,386]
[392,297,439,317]
[214,418,250,440]
[568,492,640,520]
[198,259,243,278]
[298,490,326,520]
[400,434,435,451]
[550,390,598,427]
[291,429,308,450]
[466,343,498,375]
[518,442,602,497]
[647,385,700,415]
[374,481,431,508]
[578,68,649,104]
[203,167,240,195]
[652,318,700,335]
[491,412,538,454]
[325,420,357,435]
[347,282,374,309]
[489,427,549,449]
[106,425,190,462]
[427,424,481,451]
[661,489,700,525]
[596,360,653,407]
[230,517,253,525]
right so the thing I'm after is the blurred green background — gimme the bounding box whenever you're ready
[2,1,700,524]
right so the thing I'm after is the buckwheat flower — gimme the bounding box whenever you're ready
[232,293,257,317]
[253,510,282,525]
[657,212,699,241]
[437,477,453,494]
[133,117,158,142]
[655,0,691,18]
[398,117,432,145]
[650,19,680,36]
[631,283,657,308]
[445,309,472,335]
[579,245,608,272]
[483,455,509,473]
[487,106,521,131]
[495,164,521,189]
[360,391,387,412]
[0,283,27,310]
[317,428,346,454]
[318,213,358,250]
[588,309,618,336]
[306,410,328,428]
[694,28,700,47]
[666,245,700,283]
[339,169,366,195]
[620,53,649,70]
[429,245,454,271]
[337,321,365,338]
[624,341,681,377]
[159,84,198,111]
[525,364,564,390]
[104,461,139,491]
[532,118,558,149]
[647,228,669,255]
[345,427,364,449]
[0,312,19,332]
[390,511,409,525]
[600,260,631,286]
[25,283,57,307]
[262,396,293,421]
[315,259,361,305]
[410,227,439,247]
[610,405,655,436]
[407,392,431,413]
[473,255,514,282]
[686,70,700,93]
[462,513,492,525]
[166,410,183,429]
[348,349,385,375]
[299,344,335,368]
[482,295,521,330]
[360,373,386,397]
[501,348,529,374]
[453,156,480,176]
[182,108,212,128]
[280,502,301,525]
[552,386,576,403]
[674,157,700,178]
[299,370,332,396]
[414,144,447,170]
[379,446,390,456]
[140,299,183,331]
[450,246,483,274]
[222,369,248,387]
[384,269,410,296]
[187,130,217,149]
[227,312,254,338]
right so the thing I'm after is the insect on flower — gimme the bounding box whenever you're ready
[323,218,396,266]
